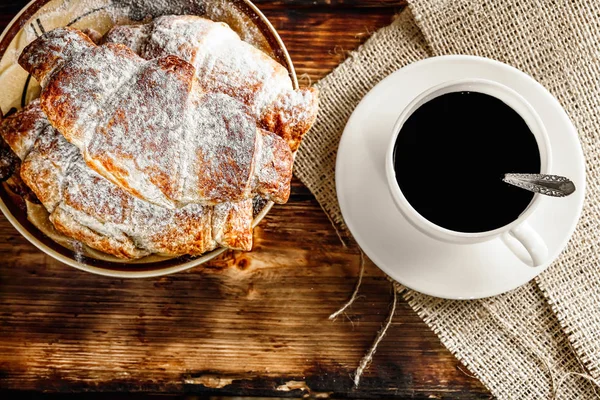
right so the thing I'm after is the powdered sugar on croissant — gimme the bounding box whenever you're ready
[104,15,319,151]
[19,27,292,209]
[0,100,255,259]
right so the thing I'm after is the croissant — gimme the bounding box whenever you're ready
[19,27,293,209]
[104,15,319,151]
[0,100,254,259]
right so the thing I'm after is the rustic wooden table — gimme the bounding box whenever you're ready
[0,1,491,398]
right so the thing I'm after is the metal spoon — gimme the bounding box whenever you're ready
[503,173,576,197]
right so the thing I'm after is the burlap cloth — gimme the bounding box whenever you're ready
[294,0,600,398]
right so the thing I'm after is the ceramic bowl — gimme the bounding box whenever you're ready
[0,0,298,277]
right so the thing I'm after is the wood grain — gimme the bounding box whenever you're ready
[253,0,407,8]
[264,7,400,82]
[0,1,491,398]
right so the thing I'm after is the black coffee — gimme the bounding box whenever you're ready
[393,91,541,233]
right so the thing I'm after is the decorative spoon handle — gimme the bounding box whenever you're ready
[503,173,576,197]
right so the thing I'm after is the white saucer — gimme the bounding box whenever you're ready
[335,55,586,299]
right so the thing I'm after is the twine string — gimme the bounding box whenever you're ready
[328,251,398,386]
[331,269,600,394]
[329,251,364,320]
[353,282,398,387]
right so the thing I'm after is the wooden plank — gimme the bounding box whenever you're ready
[0,180,490,398]
[0,0,491,398]
[253,0,407,8]
[262,7,400,82]
[0,0,407,11]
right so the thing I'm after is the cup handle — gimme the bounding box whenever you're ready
[502,222,548,267]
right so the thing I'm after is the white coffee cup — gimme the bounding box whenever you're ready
[385,78,551,267]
